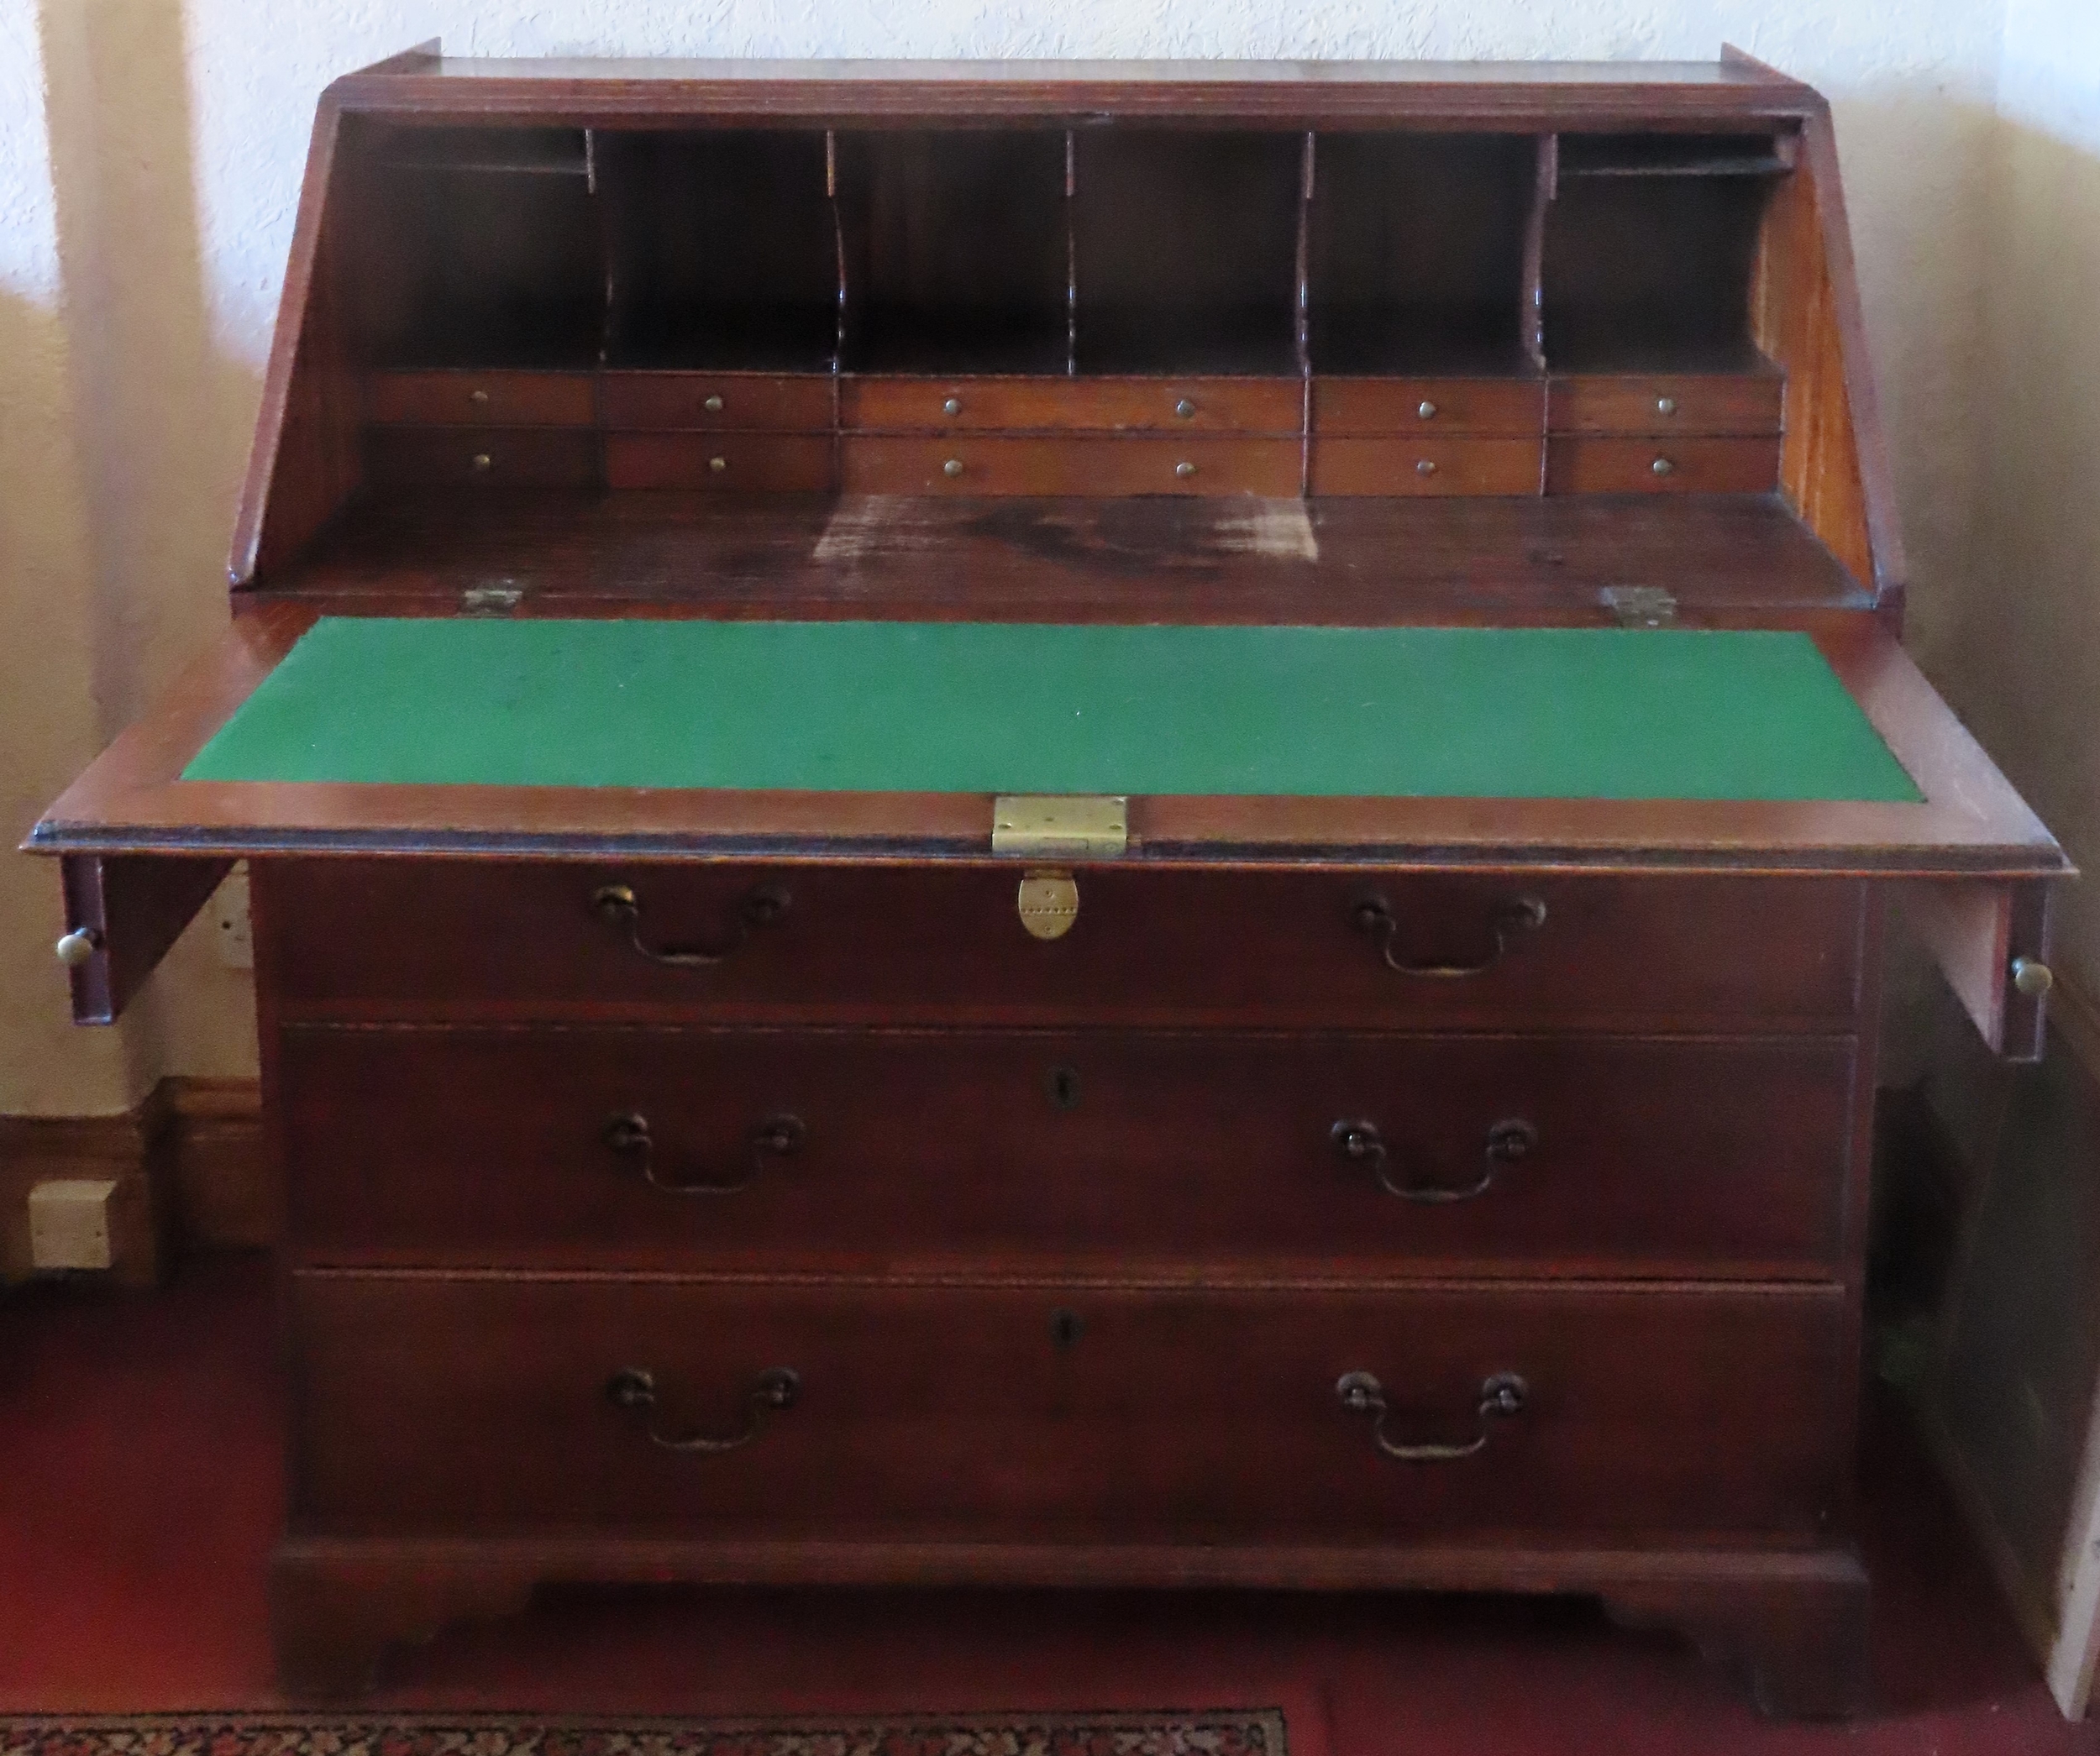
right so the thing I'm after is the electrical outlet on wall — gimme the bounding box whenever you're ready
[213,862,253,969]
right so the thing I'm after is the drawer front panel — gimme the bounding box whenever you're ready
[1546,436,1781,495]
[1313,379,1545,437]
[842,378,1302,433]
[838,437,1300,496]
[365,427,601,490]
[1310,438,1541,497]
[281,1028,1854,1274]
[606,433,834,492]
[293,1274,1845,1541]
[364,370,597,428]
[599,374,835,432]
[1547,375,1784,437]
[257,863,1866,1031]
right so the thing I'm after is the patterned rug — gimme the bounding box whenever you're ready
[0,1712,1286,1756]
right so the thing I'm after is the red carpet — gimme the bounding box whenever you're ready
[0,1255,2090,1753]
[0,1710,1287,1756]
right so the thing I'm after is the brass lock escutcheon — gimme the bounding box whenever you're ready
[1017,870,1080,941]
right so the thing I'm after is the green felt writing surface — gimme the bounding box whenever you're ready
[181,617,1922,803]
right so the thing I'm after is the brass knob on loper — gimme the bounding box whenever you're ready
[2012,956,2055,999]
[55,929,100,967]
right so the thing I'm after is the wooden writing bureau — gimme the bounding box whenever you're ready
[28,45,2073,1715]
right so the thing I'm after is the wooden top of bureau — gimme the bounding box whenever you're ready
[23,43,2067,1053]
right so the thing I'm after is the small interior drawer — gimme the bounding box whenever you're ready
[363,427,601,489]
[606,432,834,491]
[1313,378,1545,437]
[1546,436,1781,495]
[838,436,1301,496]
[599,373,835,432]
[1547,375,1783,436]
[1310,438,1541,497]
[363,370,597,428]
[841,377,1303,433]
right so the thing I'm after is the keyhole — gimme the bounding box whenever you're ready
[1050,1308,1084,1349]
[1047,1066,1080,1112]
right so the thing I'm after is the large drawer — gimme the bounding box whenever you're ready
[291,1274,1845,1542]
[255,862,1867,1032]
[279,1026,1856,1276]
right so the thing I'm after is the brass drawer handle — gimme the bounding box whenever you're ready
[602,1110,806,1196]
[1349,894,1546,978]
[606,1365,800,1454]
[1330,1116,1538,1203]
[591,882,789,967]
[1336,1370,1528,1463]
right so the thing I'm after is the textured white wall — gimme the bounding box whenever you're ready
[1952,0,2100,1002]
[0,0,2079,1109]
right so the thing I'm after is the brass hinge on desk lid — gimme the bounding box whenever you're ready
[991,795,1129,858]
[1600,586,1679,628]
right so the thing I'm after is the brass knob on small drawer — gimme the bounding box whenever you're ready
[1175,460,1196,479]
[704,393,725,413]
[2012,956,2055,999]
[468,388,490,406]
[1656,396,1678,416]
[1417,400,1438,420]
[1415,459,1438,476]
[942,396,963,416]
[709,455,728,474]
[55,928,101,967]
[942,458,964,478]
[1174,396,1198,419]
[1651,456,1675,477]
[470,453,493,473]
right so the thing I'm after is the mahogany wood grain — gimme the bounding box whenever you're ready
[253,862,1868,1031]
[1896,878,2054,1062]
[599,372,835,431]
[58,854,233,1026]
[266,490,1874,619]
[25,605,2064,879]
[1750,127,1886,601]
[1309,438,1541,496]
[605,432,834,492]
[364,370,596,427]
[1545,436,1780,495]
[364,427,601,489]
[1311,377,1544,437]
[842,376,1301,433]
[276,1025,1857,1274]
[1546,373,1782,435]
[232,102,358,584]
[289,1271,1847,1543]
[839,436,1299,496]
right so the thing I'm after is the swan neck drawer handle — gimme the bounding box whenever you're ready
[1330,1116,1538,1203]
[1349,894,1546,978]
[1336,1370,1528,1462]
[602,1111,806,1195]
[606,1366,801,1454]
[591,883,789,967]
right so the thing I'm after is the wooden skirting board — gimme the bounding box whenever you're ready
[0,1076,267,1283]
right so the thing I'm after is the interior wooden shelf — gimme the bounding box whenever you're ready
[269,489,1870,620]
